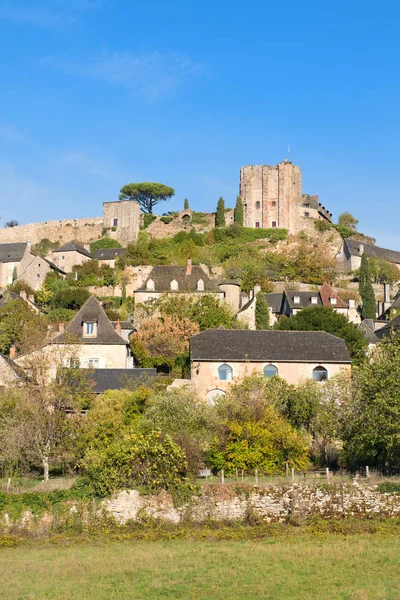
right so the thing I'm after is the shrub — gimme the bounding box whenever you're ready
[32,238,60,257]
[52,287,90,310]
[160,216,173,224]
[141,214,157,229]
[45,308,76,324]
[314,220,331,233]
[90,238,122,255]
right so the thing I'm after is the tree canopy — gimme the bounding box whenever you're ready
[359,253,376,320]
[338,212,358,230]
[275,305,366,364]
[255,292,270,330]
[119,182,175,214]
[234,196,244,226]
[215,197,225,227]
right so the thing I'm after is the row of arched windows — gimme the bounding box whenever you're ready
[217,364,328,381]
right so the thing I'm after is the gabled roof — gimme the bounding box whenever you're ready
[190,329,352,363]
[94,248,126,260]
[375,313,400,340]
[358,321,379,344]
[111,321,134,331]
[319,282,348,309]
[139,265,218,293]
[79,368,157,393]
[0,289,40,311]
[53,242,92,259]
[0,354,27,381]
[344,239,400,264]
[285,291,322,310]
[0,242,28,263]
[264,292,284,313]
[42,257,66,275]
[52,295,127,345]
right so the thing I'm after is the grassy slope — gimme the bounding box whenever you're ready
[1,536,399,600]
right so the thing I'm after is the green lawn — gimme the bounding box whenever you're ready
[1,536,400,599]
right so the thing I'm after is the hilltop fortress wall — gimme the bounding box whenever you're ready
[0,200,140,247]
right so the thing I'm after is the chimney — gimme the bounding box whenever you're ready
[359,244,364,254]
[28,295,35,304]
[9,346,16,359]
[186,258,192,276]
[58,322,65,333]
[116,319,122,335]
[253,283,261,296]
[19,290,26,301]
[384,282,391,304]
[348,299,355,309]
[377,300,383,316]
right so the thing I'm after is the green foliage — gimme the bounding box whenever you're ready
[184,198,189,210]
[159,294,239,330]
[142,214,157,229]
[275,305,366,364]
[314,220,331,233]
[89,238,122,255]
[215,197,225,227]
[191,212,208,226]
[338,212,358,230]
[234,196,244,226]
[52,287,90,310]
[341,335,400,471]
[358,254,376,320]
[9,279,35,298]
[44,308,76,324]
[32,238,60,257]
[160,216,173,224]
[0,299,47,354]
[80,428,189,497]
[366,257,400,284]
[334,224,355,239]
[120,182,175,214]
[377,482,400,494]
[255,292,270,330]
[209,405,309,474]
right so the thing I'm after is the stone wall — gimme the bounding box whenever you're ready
[0,218,103,246]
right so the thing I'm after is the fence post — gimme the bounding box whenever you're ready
[235,467,238,480]
[326,467,330,482]
[255,469,258,485]
[241,469,244,482]
[285,462,289,477]
[291,468,295,483]
[366,465,370,478]
[221,469,224,484]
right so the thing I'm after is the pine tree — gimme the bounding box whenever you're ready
[234,195,244,227]
[184,198,189,210]
[215,197,225,227]
[255,292,270,330]
[359,253,376,319]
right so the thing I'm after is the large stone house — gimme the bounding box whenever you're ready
[94,247,126,268]
[52,242,93,273]
[0,242,65,290]
[190,329,352,402]
[15,296,134,380]
[340,239,400,273]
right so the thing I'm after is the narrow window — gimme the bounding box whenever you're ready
[146,279,155,291]
[255,201,261,209]
[271,221,277,228]
[88,358,99,368]
[311,296,318,304]
[197,279,204,291]
[313,366,328,382]
[218,364,233,381]
[170,279,179,291]
[83,322,96,337]
[304,212,309,217]
[271,201,276,207]
[264,364,278,378]
[61,256,65,260]
[330,297,337,305]
[113,218,118,227]
[255,221,260,228]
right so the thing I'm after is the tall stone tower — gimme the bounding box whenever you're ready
[239,160,302,231]
[103,200,140,245]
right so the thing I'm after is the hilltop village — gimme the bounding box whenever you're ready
[1,158,400,489]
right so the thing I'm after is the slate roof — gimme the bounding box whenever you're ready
[80,368,157,393]
[358,320,379,344]
[0,354,27,380]
[264,292,284,313]
[0,289,40,310]
[375,313,400,340]
[53,242,93,259]
[139,265,218,292]
[0,242,28,263]
[285,291,322,310]
[111,321,134,331]
[190,329,351,363]
[42,257,66,275]
[94,248,126,260]
[344,239,400,264]
[52,295,127,345]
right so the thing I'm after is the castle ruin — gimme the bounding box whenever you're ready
[239,159,332,233]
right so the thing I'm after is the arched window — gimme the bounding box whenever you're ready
[255,201,261,209]
[206,389,226,406]
[264,364,278,378]
[197,279,204,291]
[146,278,155,291]
[313,366,328,382]
[218,364,233,381]
[170,279,179,291]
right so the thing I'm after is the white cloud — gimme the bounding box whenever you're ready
[41,50,204,100]
[0,0,107,28]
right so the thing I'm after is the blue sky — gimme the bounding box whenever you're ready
[1,0,400,248]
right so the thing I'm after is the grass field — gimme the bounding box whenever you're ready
[1,535,400,599]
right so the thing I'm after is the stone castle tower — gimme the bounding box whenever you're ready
[239,159,332,234]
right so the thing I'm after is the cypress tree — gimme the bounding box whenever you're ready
[215,197,225,227]
[255,292,270,330]
[184,198,189,210]
[359,253,376,319]
[234,195,244,226]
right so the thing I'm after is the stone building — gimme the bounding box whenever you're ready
[0,242,65,290]
[340,239,400,272]
[103,200,140,246]
[239,159,332,233]
[190,329,352,402]
[52,242,93,273]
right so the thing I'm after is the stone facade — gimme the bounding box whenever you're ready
[0,244,59,291]
[0,200,140,248]
[240,160,332,234]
